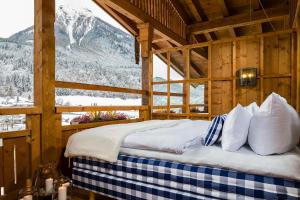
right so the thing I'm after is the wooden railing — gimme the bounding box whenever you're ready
[129,0,186,38]
[55,81,150,132]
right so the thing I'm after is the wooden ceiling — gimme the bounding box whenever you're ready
[94,0,292,79]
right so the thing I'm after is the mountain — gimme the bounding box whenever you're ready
[0,5,203,107]
[0,5,141,100]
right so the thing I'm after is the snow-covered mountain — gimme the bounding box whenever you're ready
[0,5,141,100]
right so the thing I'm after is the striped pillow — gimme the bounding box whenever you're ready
[203,114,227,146]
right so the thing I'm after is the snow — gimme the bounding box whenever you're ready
[56,95,141,106]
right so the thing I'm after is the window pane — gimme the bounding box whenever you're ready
[55,0,142,110]
[0,115,26,132]
[0,0,34,107]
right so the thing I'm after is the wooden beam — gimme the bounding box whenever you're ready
[153,29,292,54]
[290,0,300,28]
[152,35,168,43]
[169,0,191,24]
[62,119,142,131]
[188,6,289,35]
[0,130,31,139]
[95,1,138,36]
[34,0,58,163]
[297,21,300,113]
[216,0,236,37]
[55,81,146,95]
[0,107,41,115]
[95,0,187,46]
[139,23,153,119]
[185,0,202,21]
[183,49,190,113]
[55,105,147,113]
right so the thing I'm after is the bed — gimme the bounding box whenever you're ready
[65,120,300,199]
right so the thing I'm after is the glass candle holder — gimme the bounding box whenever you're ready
[33,164,57,200]
[53,176,72,200]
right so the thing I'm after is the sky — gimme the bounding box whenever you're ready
[0,0,182,79]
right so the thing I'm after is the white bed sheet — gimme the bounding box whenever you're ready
[120,145,300,181]
[122,120,211,154]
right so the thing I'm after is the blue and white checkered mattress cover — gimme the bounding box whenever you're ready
[72,154,300,200]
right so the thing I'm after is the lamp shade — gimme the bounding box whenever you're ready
[237,67,257,87]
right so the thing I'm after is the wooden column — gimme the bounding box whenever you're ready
[232,41,237,107]
[138,23,153,119]
[259,37,264,104]
[208,43,212,120]
[183,49,190,114]
[26,115,41,176]
[297,20,300,113]
[34,0,56,163]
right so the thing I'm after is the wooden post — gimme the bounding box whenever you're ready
[34,0,56,163]
[232,41,237,107]
[167,52,171,117]
[183,49,190,114]
[26,115,41,176]
[259,37,264,104]
[138,23,153,120]
[297,20,300,113]
[208,42,212,120]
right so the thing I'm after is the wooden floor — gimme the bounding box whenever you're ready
[72,188,115,200]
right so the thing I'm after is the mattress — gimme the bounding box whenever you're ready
[72,154,300,200]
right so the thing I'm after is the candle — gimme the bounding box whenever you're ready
[58,186,67,200]
[45,178,53,194]
[0,187,4,196]
[62,182,70,188]
[23,195,33,200]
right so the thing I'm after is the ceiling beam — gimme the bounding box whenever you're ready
[216,0,236,37]
[169,0,191,24]
[291,0,300,28]
[152,35,168,43]
[95,1,138,36]
[185,0,217,41]
[188,6,289,35]
[94,0,187,46]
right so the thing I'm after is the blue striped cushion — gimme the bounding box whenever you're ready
[203,114,227,146]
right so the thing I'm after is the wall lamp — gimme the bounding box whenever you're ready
[237,67,257,87]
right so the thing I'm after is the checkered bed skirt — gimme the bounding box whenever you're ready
[72,154,300,200]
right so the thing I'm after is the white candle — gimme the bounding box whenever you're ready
[0,187,4,196]
[62,182,70,188]
[58,186,67,200]
[23,195,33,200]
[45,178,53,194]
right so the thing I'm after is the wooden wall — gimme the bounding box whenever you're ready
[211,33,293,115]
[152,30,297,118]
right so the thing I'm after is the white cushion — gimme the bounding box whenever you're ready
[222,104,252,152]
[245,102,259,116]
[248,93,300,155]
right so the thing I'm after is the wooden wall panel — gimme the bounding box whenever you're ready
[236,39,260,106]
[209,33,293,115]
[211,81,233,115]
[3,137,30,199]
[211,43,232,78]
[264,34,291,75]
[264,78,291,104]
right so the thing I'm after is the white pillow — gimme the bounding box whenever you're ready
[245,102,259,116]
[248,93,300,155]
[222,104,252,151]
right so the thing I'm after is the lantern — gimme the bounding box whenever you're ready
[237,67,257,87]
